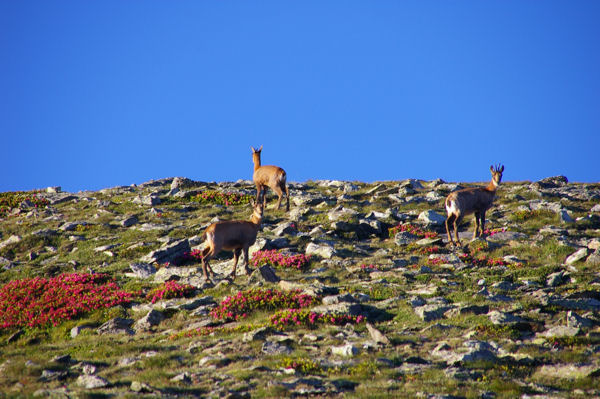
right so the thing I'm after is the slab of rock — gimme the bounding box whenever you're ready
[366,322,390,345]
[121,215,139,227]
[418,210,446,226]
[567,311,596,328]
[128,263,157,279]
[306,242,336,259]
[534,363,600,380]
[414,304,453,322]
[394,232,418,245]
[565,248,589,265]
[538,325,580,338]
[141,239,190,264]
[331,343,359,357]
[262,341,292,355]
[76,375,109,389]
[134,310,165,332]
[0,235,22,250]
[97,318,135,335]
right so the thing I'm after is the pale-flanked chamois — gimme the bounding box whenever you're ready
[200,201,264,280]
[445,164,504,247]
[251,145,290,211]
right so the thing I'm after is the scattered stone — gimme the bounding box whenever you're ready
[418,210,446,226]
[39,370,68,382]
[128,262,157,278]
[262,341,292,355]
[134,309,165,331]
[121,215,139,227]
[534,363,600,380]
[141,238,190,264]
[131,381,154,393]
[565,247,589,265]
[76,375,109,389]
[366,322,390,345]
[414,304,453,322]
[539,325,580,338]
[0,235,21,250]
[97,318,135,335]
[331,343,359,357]
[305,242,336,259]
[547,270,569,287]
[394,232,417,245]
[566,311,596,328]
[70,324,95,338]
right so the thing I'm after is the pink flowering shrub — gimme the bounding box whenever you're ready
[190,191,253,206]
[360,264,382,272]
[147,281,196,304]
[0,273,138,329]
[210,288,316,321]
[388,223,438,239]
[270,308,365,328]
[250,250,312,270]
[483,227,507,237]
[0,191,49,218]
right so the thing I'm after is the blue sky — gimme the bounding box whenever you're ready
[1,1,599,192]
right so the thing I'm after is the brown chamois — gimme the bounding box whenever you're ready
[200,201,264,280]
[445,164,504,247]
[251,145,290,211]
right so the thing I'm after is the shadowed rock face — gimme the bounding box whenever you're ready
[1,176,600,397]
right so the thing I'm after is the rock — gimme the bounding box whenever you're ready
[250,265,280,283]
[261,341,292,355]
[0,257,15,270]
[535,175,568,188]
[243,327,273,342]
[121,215,139,227]
[394,232,417,245]
[486,231,527,243]
[70,324,95,338]
[331,343,359,357]
[273,221,297,236]
[327,206,359,221]
[586,250,600,266]
[39,370,68,382]
[418,210,446,226]
[414,304,453,322]
[0,235,21,250]
[76,375,109,389]
[559,210,574,223]
[171,372,192,384]
[129,263,157,278]
[59,221,88,232]
[488,311,526,326]
[547,270,569,287]
[322,294,356,305]
[134,309,165,331]
[141,238,190,264]
[366,322,390,345]
[46,186,61,193]
[534,363,600,380]
[539,325,580,338]
[97,318,135,335]
[565,247,589,265]
[567,311,596,328]
[131,381,154,393]
[305,242,336,259]
[592,204,600,213]
[311,302,363,317]
[133,194,161,206]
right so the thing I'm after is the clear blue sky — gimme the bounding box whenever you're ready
[1,1,599,192]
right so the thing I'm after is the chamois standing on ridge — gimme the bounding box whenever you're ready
[445,164,504,247]
[199,201,264,280]
[251,145,290,211]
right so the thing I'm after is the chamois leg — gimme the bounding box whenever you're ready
[243,246,252,275]
[445,214,455,246]
[228,248,242,279]
[480,211,487,238]
[201,247,215,279]
[255,185,263,208]
[453,215,463,247]
[282,182,290,211]
[473,212,481,240]
[272,184,284,210]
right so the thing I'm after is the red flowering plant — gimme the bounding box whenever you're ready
[189,191,253,206]
[0,191,49,218]
[360,263,383,272]
[250,250,312,270]
[0,273,138,329]
[270,308,365,329]
[146,281,196,304]
[210,288,317,321]
[388,223,438,239]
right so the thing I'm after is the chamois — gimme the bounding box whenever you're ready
[445,164,504,247]
[251,145,290,211]
[200,201,264,280]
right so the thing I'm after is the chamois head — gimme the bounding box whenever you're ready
[250,199,264,222]
[251,145,263,166]
[490,164,504,187]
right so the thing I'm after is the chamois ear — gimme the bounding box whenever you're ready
[258,145,263,152]
[490,165,494,173]
[251,146,255,152]
[499,165,504,173]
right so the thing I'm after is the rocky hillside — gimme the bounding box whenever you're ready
[1,176,600,398]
